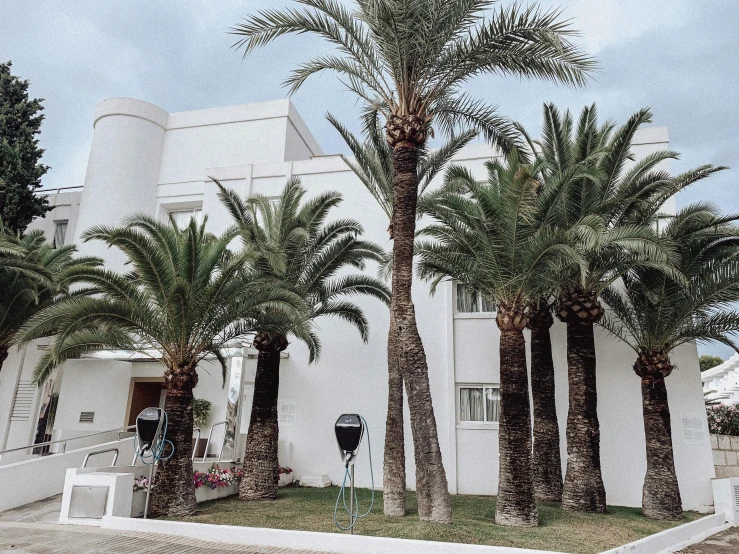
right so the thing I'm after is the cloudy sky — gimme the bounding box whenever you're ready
[2,1,738,357]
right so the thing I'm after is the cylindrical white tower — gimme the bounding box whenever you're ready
[74,98,169,269]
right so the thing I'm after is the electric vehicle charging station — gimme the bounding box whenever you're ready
[133,407,173,518]
[333,414,374,533]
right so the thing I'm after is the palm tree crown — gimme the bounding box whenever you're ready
[417,153,579,308]
[21,214,304,386]
[233,0,596,150]
[217,177,390,357]
[0,224,100,373]
[602,203,739,362]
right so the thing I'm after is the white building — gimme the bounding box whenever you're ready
[0,97,716,512]
[702,353,739,404]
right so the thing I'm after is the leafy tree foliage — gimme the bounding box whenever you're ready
[700,354,724,372]
[0,62,51,233]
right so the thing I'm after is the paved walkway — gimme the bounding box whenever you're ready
[677,526,739,553]
[0,521,337,554]
[0,495,62,524]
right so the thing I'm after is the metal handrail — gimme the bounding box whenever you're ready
[34,186,84,195]
[82,447,119,468]
[0,424,136,457]
[202,421,227,462]
[191,427,201,461]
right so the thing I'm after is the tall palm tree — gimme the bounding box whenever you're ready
[0,223,99,375]
[416,152,581,526]
[327,112,474,515]
[532,103,722,512]
[217,178,390,501]
[232,0,595,523]
[526,297,562,502]
[601,203,739,520]
[20,215,305,516]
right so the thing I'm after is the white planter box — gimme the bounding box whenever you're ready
[278,473,294,487]
[131,490,146,518]
[195,483,239,503]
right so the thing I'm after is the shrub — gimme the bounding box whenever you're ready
[707,404,739,436]
[192,398,212,429]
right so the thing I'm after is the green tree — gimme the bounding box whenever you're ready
[699,354,724,372]
[601,204,739,519]
[0,62,51,233]
[217,178,390,501]
[231,0,595,523]
[20,215,305,516]
[327,112,474,514]
[532,103,721,513]
[0,222,99,376]
[416,152,581,526]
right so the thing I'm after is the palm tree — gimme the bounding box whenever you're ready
[232,0,595,523]
[416,152,581,526]
[20,215,305,516]
[217,177,390,501]
[327,112,474,515]
[0,223,99,375]
[532,103,723,512]
[526,297,563,502]
[601,203,739,520]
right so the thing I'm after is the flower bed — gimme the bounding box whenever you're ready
[194,465,245,490]
[130,464,294,513]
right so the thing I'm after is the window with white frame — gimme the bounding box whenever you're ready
[458,385,500,423]
[168,208,203,229]
[455,283,495,313]
[53,220,68,249]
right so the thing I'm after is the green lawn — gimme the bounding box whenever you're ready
[166,487,702,554]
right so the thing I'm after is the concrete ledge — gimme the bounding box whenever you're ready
[600,512,729,554]
[101,516,568,554]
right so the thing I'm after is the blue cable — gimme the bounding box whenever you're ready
[333,415,374,531]
[136,411,174,465]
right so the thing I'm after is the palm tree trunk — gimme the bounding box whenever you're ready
[387,126,451,524]
[527,307,563,503]
[495,305,537,526]
[383,362,406,516]
[561,320,607,512]
[635,351,682,520]
[150,365,198,517]
[240,332,287,501]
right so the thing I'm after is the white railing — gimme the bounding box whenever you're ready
[0,424,135,462]
[34,186,83,195]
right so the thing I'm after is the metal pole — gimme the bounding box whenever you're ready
[143,462,156,519]
[349,463,355,534]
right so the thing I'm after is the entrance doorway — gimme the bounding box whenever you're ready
[126,379,166,428]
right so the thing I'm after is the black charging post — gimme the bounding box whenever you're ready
[334,414,365,533]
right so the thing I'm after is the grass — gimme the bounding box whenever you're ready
[165,487,702,554]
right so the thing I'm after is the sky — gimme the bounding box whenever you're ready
[2,0,738,358]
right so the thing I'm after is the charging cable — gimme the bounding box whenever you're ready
[136,411,175,465]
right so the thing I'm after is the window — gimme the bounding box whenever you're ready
[458,385,500,424]
[169,208,203,229]
[456,283,495,313]
[53,220,68,248]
